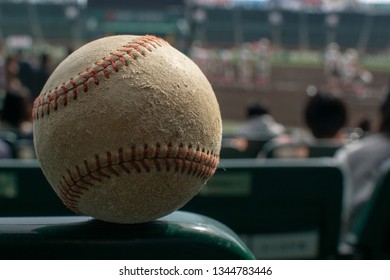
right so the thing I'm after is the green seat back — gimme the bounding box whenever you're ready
[181,158,343,259]
[0,159,74,216]
[348,160,390,259]
[263,141,342,158]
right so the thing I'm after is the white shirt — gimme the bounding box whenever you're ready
[334,133,390,242]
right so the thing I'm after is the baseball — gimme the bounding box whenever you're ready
[33,35,222,223]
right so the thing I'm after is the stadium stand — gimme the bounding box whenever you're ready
[0,2,76,42]
[306,12,327,48]
[189,7,390,51]
[0,159,255,260]
[1,158,344,259]
[203,8,236,44]
[241,9,270,42]
[370,14,390,50]
[279,11,301,48]
[336,12,366,49]
[0,212,255,260]
[181,158,344,259]
[35,4,76,41]
[0,3,32,37]
[1,2,390,50]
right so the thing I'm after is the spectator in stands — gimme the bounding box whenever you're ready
[259,89,348,158]
[356,116,371,136]
[0,56,33,138]
[0,44,6,91]
[335,90,390,250]
[16,50,35,96]
[236,101,286,139]
[226,101,286,155]
[32,52,52,100]
[0,90,32,138]
[304,90,348,143]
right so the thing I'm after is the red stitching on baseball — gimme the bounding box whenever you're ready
[95,154,111,178]
[118,148,130,173]
[32,35,167,120]
[62,89,68,106]
[111,52,127,66]
[54,89,59,110]
[123,43,145,57]
[153,143,162,172]
[46,94,51,115]
[76,165,92,186]
[106,151,120,176]
[70,79,77,100]
[61,83,68,95]
[83,159,102,182]
[57,143,219,212]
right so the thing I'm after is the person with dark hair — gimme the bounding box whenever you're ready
[236,101,285,139]
[335,90,390,251]
[0,90,31,133]
[16,50,35,95]
[304,91,347,141]
[0,44,6,90]
[0,55,33,138]
[32,52,52,100]
[259,90,348,159]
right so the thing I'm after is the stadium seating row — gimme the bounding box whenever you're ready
[220,137,343,159]
[1,129,343,160]
[1,2,390,50]
[183,158,343,259]
[203,8,390,50]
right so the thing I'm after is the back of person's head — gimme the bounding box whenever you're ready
[380,90,390,135]
[246,102,269,119]
[304,91,347,139]
[0,89,30,128]
[40,53,49,66]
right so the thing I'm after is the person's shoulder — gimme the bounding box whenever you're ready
[359,133,390,147]
[334,137,366,160]
[336,133,390,160]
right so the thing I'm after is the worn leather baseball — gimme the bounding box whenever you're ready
[33,35,222,223]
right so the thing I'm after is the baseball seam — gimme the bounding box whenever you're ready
[58,143,219,213]
[32,35,167,120]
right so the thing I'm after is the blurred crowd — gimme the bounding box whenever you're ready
[0,46,55,159]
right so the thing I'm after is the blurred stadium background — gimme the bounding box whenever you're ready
[0,0,389,131]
